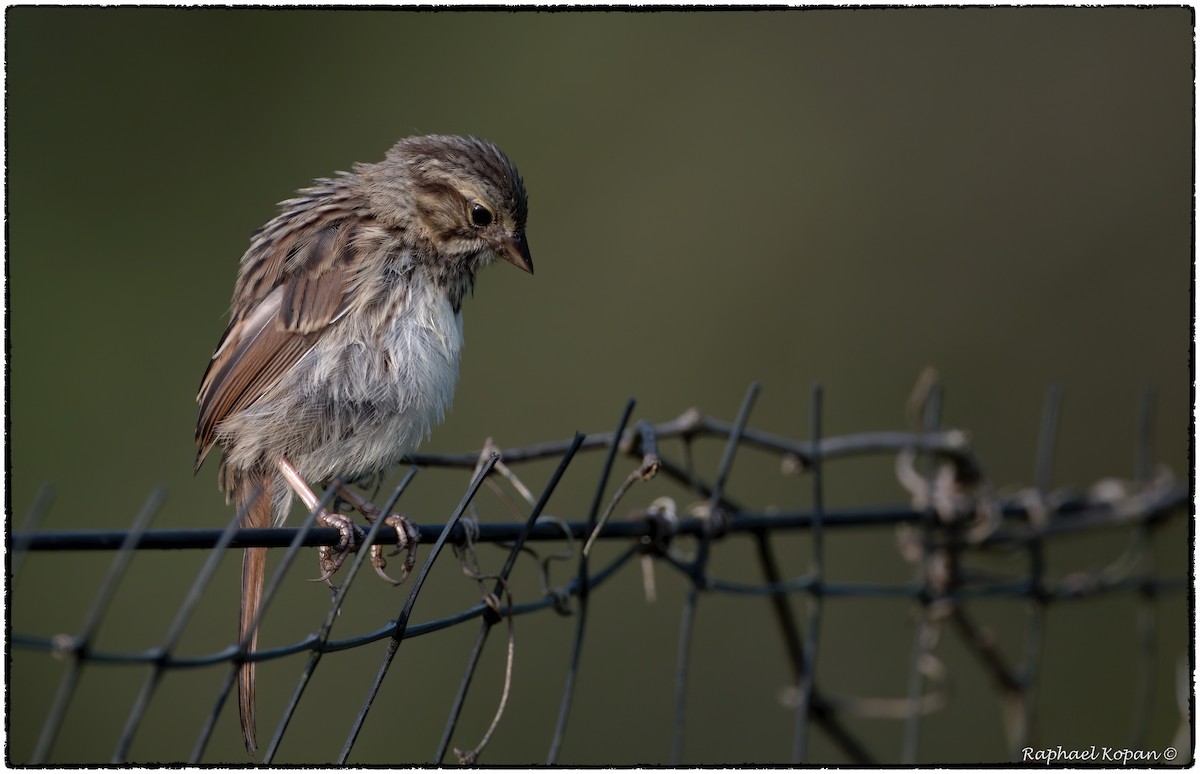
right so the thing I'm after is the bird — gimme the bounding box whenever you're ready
[194,134,532,754]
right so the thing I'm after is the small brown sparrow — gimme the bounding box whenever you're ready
[194,134,532,754]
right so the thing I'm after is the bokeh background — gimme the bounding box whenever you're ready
[7,6,1192,765]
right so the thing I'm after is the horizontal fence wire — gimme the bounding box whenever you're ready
[9,381,1191,765]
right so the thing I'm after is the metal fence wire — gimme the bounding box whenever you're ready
[9,380,1191,765]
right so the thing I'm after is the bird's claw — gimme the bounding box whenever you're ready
[313,511,363,587]
[371,514,419,586]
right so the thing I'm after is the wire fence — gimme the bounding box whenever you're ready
[9,380,1191,765]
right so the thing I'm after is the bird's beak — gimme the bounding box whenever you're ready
[495,231,534,275]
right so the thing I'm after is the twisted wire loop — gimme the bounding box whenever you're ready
[10,382,1188,765]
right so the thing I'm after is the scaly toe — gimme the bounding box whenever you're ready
[310,511,364,585]
[377,514,420,585]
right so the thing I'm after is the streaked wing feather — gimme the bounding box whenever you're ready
[195,221,357,468]
[280,226,352,333]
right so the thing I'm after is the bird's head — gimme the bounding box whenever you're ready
[363,134,533,276]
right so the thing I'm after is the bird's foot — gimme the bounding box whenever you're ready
[313,511,364,586]
[332,481,420,585]
[368,513,420,586]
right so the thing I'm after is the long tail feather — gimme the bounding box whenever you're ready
[237,474,271,755]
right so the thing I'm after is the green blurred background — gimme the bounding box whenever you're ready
[7,6,1191,765]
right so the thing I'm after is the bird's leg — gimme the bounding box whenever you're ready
[334,482,420,586]
[276,459,362,586]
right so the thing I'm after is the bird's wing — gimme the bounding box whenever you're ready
[194,221,361,470]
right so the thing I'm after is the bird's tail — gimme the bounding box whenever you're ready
[236,473,271,755]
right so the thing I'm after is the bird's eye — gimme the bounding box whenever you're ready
[470,203,494,228]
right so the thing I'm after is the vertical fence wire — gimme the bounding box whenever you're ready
[792,382,826,762]
[12,482,55,580]
[338,454,500,763]
[433,434,585,764]
[546,399,636,763]
[114,497,249,763]
[31,487,166,764]
[1010,384,1062,758]
[670,383,759,765]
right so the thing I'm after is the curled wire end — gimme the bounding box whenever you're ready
[639,453,661,481]
[549,586,572,615]
[584,459,661,558]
